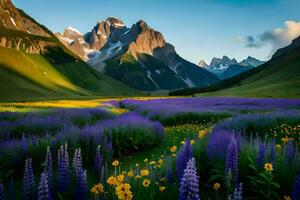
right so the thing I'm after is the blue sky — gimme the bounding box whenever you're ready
[13,0,300,64]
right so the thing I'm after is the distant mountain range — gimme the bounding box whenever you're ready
[0,0,138,101]
[56,17,219,91]
[171,35,300,98]
[198,56,264,79]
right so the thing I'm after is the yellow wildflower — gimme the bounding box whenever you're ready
[158,159,164,165]
[191,140,195,145]
[117,175,124,183]
[135,163,139,167]
[213,183,221,191]
[170,146,177,153]
[159,186,166,192]
[127,170,134,177]
[112,160,120,167]
[150,161,156,165]
[90,183,104,195]
[144,158,149,163]
[140,169,150,176]
[276,144,281,149]
[143,179,151,187]
[264,163,273,172]
[115,183,133,200]
[107,176,118,186]
[181,141,185,145]
[198,130,206,139]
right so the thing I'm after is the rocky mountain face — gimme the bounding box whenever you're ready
[272,35,300,58]
[198,56,264,79]
[0,0,59,54]
[57,17,219,91]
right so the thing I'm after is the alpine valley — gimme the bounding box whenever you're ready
[56,17,219,91]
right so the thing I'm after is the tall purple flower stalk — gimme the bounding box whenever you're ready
[257,141,266,168]
[57,143,70,193]
[22,158,35,200]
[44,147,53,196]
[179,158,200,200]
[94,145,103,174]
[73,148,83,178]
[228,183,243,200]
[38,172,50,200]
[176,139,193,181]
[225,138,238,188]
[292,173,300,200]
[0,182,5,200]
[75,170,88,200]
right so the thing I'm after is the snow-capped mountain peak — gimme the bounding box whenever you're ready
[198,60,208,68]
[65,26,83,36]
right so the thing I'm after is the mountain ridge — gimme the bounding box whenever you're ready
[57,17,220,91]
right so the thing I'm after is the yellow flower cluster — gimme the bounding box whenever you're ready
[140,169,150,176]
[213,182,221,191]
[116,183,133,200]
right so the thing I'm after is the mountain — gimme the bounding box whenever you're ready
[57,18,219,91]
[272,35,300,58]
[198,60,208,68]
[171,41,300,98]
[200,56,264,79]
[0,1,139,101]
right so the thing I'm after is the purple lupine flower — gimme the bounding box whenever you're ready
[269,139,276,165]
[179,158,200,200]
[292,173,300,200]
[228,183,243,200]
[9,176,14,200]
[285,141,295,163]
[225,138,238,188]
[0,182,5,200]
[75,170,88,200]
[57,144,70,193]
[94,145,103,174]
[44,147,53,196]
[72,148,83,178]
[22,158,35,200]
[38,172,50,200]
[257,141,266,168]
[176,139,193,181]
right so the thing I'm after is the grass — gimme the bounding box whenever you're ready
[119,124,211,169]
[0,47,142,102]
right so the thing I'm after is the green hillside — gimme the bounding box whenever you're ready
[0,47,140,102]
[170,46,300,98]
[198,46,300,98]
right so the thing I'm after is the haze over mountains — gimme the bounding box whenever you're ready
[56,17,219,91]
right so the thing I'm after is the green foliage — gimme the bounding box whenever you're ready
[247,157,280,200]
[153,112,231,126]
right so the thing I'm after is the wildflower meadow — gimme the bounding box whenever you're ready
[0,97,299,200]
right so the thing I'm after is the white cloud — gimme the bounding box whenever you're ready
[245,20,300,51]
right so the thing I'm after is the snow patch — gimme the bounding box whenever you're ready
[147,71,159,89]
[66,26,83,35]
[60,36,74,44]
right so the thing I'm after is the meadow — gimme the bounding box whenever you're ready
[0,97,299,200]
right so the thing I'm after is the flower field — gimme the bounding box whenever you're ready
[0,97,300,200]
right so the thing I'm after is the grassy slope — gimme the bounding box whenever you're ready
[0,47,141,102]
[196,47,300,98]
